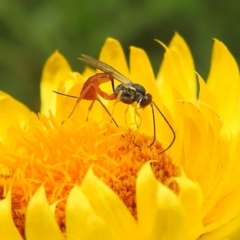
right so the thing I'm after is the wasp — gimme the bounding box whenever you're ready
[54,54,176,153]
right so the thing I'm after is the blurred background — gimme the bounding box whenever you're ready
[1,0,240,112]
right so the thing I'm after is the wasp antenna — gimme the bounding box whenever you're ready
[147,104,156,147]
[52,90,78,99]
[132,104,156,148]
[151,102,176,154]
[53,90,80,120]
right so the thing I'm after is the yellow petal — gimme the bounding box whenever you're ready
[129,46,161,137]
[169,33,196,97]
[129,46,175,151]
[66,185,113,240]
[156,34,197,109]
[200,135,228,215]
[40,51,72,116]
[100,38,129,78]
[203,190,240,234]
[99,38,131,126]
[175,173,203,239]
[0,189,22,240]
[207,39,240,133]
[198,73,223,139]
[200,213,240,240]
[173,100,204,168]
[50,199,63,213]
[0,91,31,143]
[81,168,138,240]
[174,96,223,179]
[136,162,158,238]
[137,162,187,239]
[129,46,158,100]
[82,65,96,78]
[54,72,86,123]
[198,73,219,113]
[155,35,197,153]
[25,185,65,240]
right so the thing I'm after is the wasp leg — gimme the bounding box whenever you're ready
[108,90,123,118]
[66,83,93,120]
[124,105,130,127]
[133,102,142,129]
[86,100,95,122]
[66,76,112,120]
[97,97,118,127]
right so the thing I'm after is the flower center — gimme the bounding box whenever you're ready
[0,112,179,237]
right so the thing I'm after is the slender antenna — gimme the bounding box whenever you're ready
[53,90,80,120]
[152,102,176,154]
[147,103,156,147]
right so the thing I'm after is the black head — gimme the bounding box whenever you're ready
[139,93,152,107]
[130,83,152,107]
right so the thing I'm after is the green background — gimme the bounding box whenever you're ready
[1,0,239,112]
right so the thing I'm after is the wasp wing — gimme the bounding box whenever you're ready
[79,54,135,91]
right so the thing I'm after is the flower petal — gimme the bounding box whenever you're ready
[136,162,158,238]
[200,213,240,240]
[169,33,196,97]
[81,167,138,240]
[0,91,31,143]
[100,38,129,78]
[203,190,240,234]
[155,34,199,154]
[0,189,22,240]
[137,162,187,240]
[198,73,223,138]
[129,46,162,138]
[156,33,197,109]
[207,39,240,134]
[175,173,203,239]
[25,185,65,240]
[198,73,218,113]
[129,46,158,100]
[66,185,113,240]
[174,96,222,178]
[54,72,87,124]
[99,38,131,126]
[40,51,72,116]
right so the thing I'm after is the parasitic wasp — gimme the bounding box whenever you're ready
[78,54,176,153]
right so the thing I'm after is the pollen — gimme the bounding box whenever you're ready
[0,112,179,237]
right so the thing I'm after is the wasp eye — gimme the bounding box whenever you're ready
[140,94,152,107]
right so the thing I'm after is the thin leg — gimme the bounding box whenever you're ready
[86,100,95,122]
[132,104,154,148]
[109,75,115,92]
[66,79,110,120]
[110,90,123,118]
[97,98,118,127]
[124,105,130,126]
[59,74,118,125]
[66,83,93,119]
[133,103,142,129]
[83,98,118,127]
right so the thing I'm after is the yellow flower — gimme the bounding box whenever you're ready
[0,33,240,239]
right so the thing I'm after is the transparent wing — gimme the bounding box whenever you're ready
[79,54,135,91]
